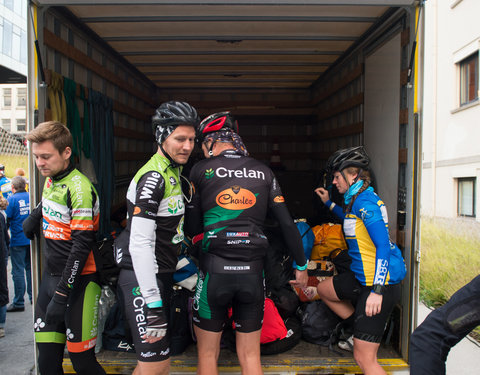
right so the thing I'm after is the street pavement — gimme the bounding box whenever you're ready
[0,257,479,375]
[0,260,35,375]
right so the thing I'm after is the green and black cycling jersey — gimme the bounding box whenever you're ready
[40,163,100,297]
[115,153,185,306]
[185,149,307,266]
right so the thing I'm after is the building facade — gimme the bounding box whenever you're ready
[0,83,27,135]
[0,0,27,79]
[422,0,480,221]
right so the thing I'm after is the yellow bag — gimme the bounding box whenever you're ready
[310,223,347,260]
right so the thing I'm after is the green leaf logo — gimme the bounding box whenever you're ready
[132,287,141,296]
[205,168,214,179]
[168,197,178,214]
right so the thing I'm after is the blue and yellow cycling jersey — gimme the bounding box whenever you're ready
[329,188,406,286]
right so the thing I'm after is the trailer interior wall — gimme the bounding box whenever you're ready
[309,7,418,356]
[37,7,159,209]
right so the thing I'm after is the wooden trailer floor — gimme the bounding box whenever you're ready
[62,340,408,374]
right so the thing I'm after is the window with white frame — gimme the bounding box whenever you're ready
[16,119,26,132]
[458,177,476,217]
[3,88,11,108]
[17,88,26,107]
[2,119,11,132]
[459,53,479,106]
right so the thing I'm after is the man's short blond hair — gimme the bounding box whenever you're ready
[26,121,73,153]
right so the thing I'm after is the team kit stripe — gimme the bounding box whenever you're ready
[35,331,67,344]
[42,198,71,224]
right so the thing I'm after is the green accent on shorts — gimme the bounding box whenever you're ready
[81,281,101,341]
[198,272,212,319]
[35,331,67,344]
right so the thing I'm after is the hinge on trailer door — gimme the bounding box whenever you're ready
[415,248,421,263]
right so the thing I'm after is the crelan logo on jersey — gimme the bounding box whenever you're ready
[216,186,256,210]
[168,197,183,214]
[205,168,214,179]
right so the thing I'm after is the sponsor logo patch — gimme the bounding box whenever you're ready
[273,195,285,203]
[133,206,141,215]
[226,232,249,237]
[216,186,256,210]
[205,168,214,179]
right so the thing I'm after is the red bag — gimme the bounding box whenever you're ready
[261,298,288,344]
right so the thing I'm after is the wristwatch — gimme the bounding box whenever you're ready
[372,284,385,295]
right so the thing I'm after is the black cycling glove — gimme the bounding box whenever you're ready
[23,202,43,240]
[45,292,68,325]
[145,307,168,338]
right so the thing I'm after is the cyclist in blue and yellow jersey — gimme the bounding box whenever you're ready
[0,164,12,200]
[314,146,406,375]
[186,112,308,375]
[24,121,105,375]
[114,101,199,375]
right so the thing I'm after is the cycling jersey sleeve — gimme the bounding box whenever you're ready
[360,201,391,286]
[129,171,166,306]
[56,187,97,296]
[325,199,345,220]
[268,177,307,268]
[185,167,204,241]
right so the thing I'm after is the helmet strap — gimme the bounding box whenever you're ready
[159,142,180,169]
[207,139,215,157]
[340,170,350,188]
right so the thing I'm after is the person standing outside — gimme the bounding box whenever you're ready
[0,164,12,199]
[185,112,308,375]
[25,121,106,375]
[314,146,406,375]
[0,196,9,338]
[5,176,32,311]
[114,101,199,375]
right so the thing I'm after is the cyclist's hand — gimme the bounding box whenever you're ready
[314,187,330,204]
[365,292,383,317]
[290,269,308,289]
[142,307,167,343]
[45,292,68,325]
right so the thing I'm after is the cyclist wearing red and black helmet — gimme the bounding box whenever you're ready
[314,146,406,375]
[114,101,199,375]
[186,111,308,375]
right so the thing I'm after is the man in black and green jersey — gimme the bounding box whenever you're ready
[25,121,105,375]
[185,112,308,375]
[114,101,199,375]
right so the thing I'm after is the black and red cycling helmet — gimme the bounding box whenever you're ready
[326,146,370,173]
[196,111,239,144]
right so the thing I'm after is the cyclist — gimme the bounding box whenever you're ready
[314,146,406,375]
[25,121,105,375]
[0,164,12,199]
[114,101,199,375]
[185,112,308,375]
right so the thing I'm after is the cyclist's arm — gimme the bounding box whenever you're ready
[56,186,98,296]
[129,171,166,307]
[185,167,204,242]
[325,199,345,220]
[268,177,307,268]
[357,200,391,286]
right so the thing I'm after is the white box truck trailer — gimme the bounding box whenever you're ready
[27,1,424,373]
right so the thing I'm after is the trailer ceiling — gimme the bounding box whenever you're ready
[35,1,414,109]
